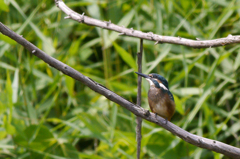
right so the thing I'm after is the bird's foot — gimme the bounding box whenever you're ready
[164,118,168,125]
[144,110,150,117]
[155,113,158,123]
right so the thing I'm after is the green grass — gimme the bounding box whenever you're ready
[0,0,240,158]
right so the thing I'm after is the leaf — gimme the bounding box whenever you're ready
[5,123,16,135]
[209,1,234,39]
[0,34,16,45]
[213,98,240,137]
[104,9,135,48]
[14,125,54,150]
[79,48,93,61]
[12,69,19,103]
[65,75,75,97]
[113,42,137,70]
[0,0,9,12]
[234,49,240,70]
[4,115,16,135]
[183,86,212,129]
[10,0,55,55]
[0,62,16,71]
[173,87,203,96]
[146,45,171,74]
[173,95,184,115]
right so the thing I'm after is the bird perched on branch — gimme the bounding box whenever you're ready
[135,72,175,122]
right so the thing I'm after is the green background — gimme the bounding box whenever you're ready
[0,0,240,158]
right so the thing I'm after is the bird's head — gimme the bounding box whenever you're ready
[135,72,169,90]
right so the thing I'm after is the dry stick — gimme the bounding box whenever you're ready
[136,39,143,159]
[55,0,240,48]
[53,1,240,157]
[1,22,240,159]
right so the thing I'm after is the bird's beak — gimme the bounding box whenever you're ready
[135,72,150,79]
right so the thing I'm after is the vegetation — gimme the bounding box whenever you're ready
[0,0,240,158]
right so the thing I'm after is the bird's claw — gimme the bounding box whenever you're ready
[144,110,150,117]
[155,113,158,123]
[164,118,168,124]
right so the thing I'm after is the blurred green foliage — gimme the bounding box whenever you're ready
[0,0,240,158]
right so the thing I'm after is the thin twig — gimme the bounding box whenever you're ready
[136,39,143,159]
[1,22,240,158]
[55,0,240,48]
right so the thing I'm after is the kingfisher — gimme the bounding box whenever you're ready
[135,72,175,121]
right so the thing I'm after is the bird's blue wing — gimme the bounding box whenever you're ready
[168,91,174,102]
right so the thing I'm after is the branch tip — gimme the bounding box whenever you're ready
[119,32,125,36]
[106,20,111,26]
[78,12,85,22]
[64,15,71,19]
[130,28,134,33]
[147,32,154,38]
[144,110,150,117]
[198,138,204,144]
[32,50,36,54]
[55,1,59,7]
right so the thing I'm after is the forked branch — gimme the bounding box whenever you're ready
[55,0,240,48]
[0,22,240,158]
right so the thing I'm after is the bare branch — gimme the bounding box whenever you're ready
[136,39,143,159]
[55,0,240,48]
[1,22,240,158]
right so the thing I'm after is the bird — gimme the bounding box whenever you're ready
[135,72,175,122]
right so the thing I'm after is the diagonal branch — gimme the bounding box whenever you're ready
[55,0,240,48]
[0,22,240,158]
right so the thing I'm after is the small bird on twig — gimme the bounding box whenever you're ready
[135,72,175,122]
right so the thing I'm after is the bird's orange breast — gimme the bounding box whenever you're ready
[148,87,175,121]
